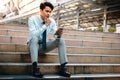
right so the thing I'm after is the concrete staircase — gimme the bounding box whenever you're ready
[0,24,120,80]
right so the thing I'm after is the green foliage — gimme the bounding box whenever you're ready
[96,26,103,32]
[108,26,116,32]
[86,29,92,31]
[85,25,116,32]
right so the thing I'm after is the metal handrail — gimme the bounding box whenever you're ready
[0,10,38,24]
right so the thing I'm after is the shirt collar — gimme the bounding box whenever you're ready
[38,15,44,24]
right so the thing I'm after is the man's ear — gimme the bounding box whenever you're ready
[40,9,42,12]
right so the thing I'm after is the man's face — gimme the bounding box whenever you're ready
[40,6,52,20]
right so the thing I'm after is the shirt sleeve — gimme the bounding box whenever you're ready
[28,16,47,36]
[50,19,57,35]
[50,19,58,38]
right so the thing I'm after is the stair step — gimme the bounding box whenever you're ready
[0,43,120,55]
[0,74,120,80]
[0,28,120,39]
[0,63,120,74]
[0,24,120,38]
[0,24,28,30]
[65,29,120,37]
[0,52,120,63]
[62,34,120,42]
[0,35,120,48]
[1,63,120,66]
[1,52,120,57]
[0,35,27,44]
[0,29,28,36]
[0,29,120,42]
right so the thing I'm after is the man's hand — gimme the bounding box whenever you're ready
[44,18,51,26]
[55,28,63,38]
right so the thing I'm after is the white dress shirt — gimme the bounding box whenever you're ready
[28,15,57,42]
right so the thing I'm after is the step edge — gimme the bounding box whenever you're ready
[0,74,120,79]
[0,52,120,57]
[0,29,120,38]
[0,63,120,66]
[0,29,28,32]
[1,35,120,43]
[0,43,120,49]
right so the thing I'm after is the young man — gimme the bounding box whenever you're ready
[27,2,71,77]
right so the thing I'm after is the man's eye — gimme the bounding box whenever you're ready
[46,10,51,13]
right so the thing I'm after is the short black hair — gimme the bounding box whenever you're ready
[40,2,54,10]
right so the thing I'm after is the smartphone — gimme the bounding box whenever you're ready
[57,28,63,38]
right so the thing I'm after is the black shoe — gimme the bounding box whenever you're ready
[59,62,71,77]
[32,62,43,77]
[33,68,43,78]
[59,70,71,77]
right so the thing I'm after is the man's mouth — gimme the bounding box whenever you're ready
[46,15,49,18]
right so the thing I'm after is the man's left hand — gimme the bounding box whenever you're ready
[55,28,63,38]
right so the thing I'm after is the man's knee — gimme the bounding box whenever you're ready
[59,38,65,45]
[30,36,39,43]
[27,36,39,48]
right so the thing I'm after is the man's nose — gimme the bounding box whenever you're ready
[47,12,50,15]
[47,13,50,17]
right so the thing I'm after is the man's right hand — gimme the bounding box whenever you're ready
[44,18,51,26]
